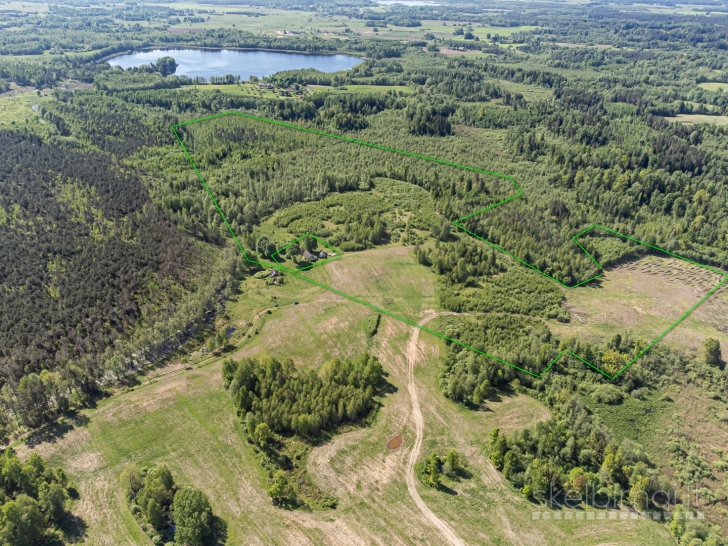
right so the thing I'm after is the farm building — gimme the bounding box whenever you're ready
[303,250,318,262]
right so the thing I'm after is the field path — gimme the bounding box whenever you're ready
[405,311,466,546]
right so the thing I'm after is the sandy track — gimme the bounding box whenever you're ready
[405,311,466,546]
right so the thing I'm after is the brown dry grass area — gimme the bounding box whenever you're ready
[551,255,727,350]
[95,377,191,425]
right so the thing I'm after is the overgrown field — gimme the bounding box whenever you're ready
[550,254,728,351]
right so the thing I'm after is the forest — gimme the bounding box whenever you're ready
[222,353,386,507]
[224,353,385,436]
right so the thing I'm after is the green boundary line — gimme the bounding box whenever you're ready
[271,233,343,272]
[171,111,728,381]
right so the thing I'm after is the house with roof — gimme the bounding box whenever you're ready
[303,250,318,262]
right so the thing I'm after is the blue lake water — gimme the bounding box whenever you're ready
[376,0,440,4]
[106,48,362,80]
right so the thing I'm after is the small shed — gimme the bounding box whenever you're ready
[318,250,327,259]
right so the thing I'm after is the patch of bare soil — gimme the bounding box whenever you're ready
[387,434,404,450]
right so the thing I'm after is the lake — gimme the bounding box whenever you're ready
[106,49,362,81]
[376,0,440,4]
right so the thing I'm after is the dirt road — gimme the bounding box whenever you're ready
[405,311,466,546]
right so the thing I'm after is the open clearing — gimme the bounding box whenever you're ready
[181,82,278,98]
[0,87,52,126]
[698,82,728,92]
[549,254,728,352]
[308,84,414,94]
[665,113,728,125]
[15,244,677,545]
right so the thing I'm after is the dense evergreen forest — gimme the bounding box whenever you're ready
[2,0,728,541]
[0,124,242,435]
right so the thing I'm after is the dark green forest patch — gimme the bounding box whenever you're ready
[222,353,387,509]
[0,132,195,381]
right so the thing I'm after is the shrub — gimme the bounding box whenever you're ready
[366,314,381,337]
[592,384,624,404]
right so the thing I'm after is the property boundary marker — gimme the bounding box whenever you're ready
[172,111,728,380]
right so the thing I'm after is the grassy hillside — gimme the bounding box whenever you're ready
[16,245,678,545]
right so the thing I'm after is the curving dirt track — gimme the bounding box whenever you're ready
[405,311,466,546]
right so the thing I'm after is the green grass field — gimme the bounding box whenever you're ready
[309,84,414,94]
[698,82,728,92]
[16,245,678,545]
[0,88,50,126]
[180,82,279,98]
